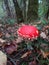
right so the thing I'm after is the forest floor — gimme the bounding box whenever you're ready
[0,21,49,65]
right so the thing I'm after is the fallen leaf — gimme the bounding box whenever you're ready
[5,33,10,38]
[7,61,13,65]
[0,51,7,65]
[0,32,3,37]
[16,37,23,44]
[0,38,6,43]
[40,32,47,38]
[5,44,18,54]
[29,60,37,65]
[21,51,32,58]
[0,24,2,27]
[41,50,49,58]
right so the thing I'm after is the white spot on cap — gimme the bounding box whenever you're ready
[32,35,35,39]
[36,30,38,34]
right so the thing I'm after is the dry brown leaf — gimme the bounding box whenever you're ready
[41,50,49,58]
[5,44,18,54]
[0,32,3,37]
[45,25,49,29]
[16,37,23,44]
[5,33,10,38]
[21,51,32,58]
[29,60,37,65]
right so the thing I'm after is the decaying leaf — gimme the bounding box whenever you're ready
[40,32,47,38]
[0,38,6,43]
[0,38,6,47]
[16,36,23,44]
[44,25,49,29]
[0,51,7,65]
[21,51,32,58]
[41,50,49,58]
[7,61,13,65]
[5,44,18,54]
[5,33,10,38]
[0,24,2,27]
[0,32,3,37]
[29,60,37,65]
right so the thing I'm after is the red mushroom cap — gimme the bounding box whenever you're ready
[17,25,39,39]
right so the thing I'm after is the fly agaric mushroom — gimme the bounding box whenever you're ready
[17,25,39,40]
[17,25,39,50]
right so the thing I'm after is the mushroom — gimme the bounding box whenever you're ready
[17,25,39,50]
[17,25,39,39]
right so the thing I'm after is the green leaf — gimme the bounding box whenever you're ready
[22,62,28,65]
[6,18,16,25]
[39,59,49,64]
[41,19,47,25]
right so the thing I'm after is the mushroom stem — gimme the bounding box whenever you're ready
[26,40,33,50]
